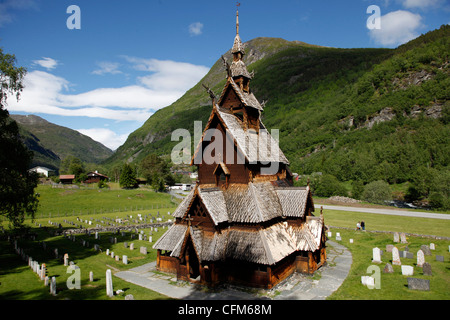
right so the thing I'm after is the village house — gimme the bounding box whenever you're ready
[29,166,55,177]
[85,171,109,184]
[153,10,327,289]
[59,174,75,184]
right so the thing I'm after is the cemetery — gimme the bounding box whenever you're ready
[0,185,449,300]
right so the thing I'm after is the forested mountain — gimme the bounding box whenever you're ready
[104,25,449,208]
[11,114,113,170]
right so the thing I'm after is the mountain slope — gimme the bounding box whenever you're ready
[104,25,449,207]
[11,114,113,170]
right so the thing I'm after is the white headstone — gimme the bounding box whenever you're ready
[106,269,113,297]
[106,249,110,256]
[372,247,382,264]
[89,271,94,282]
[392,247,401,265]
[430,243,435,250]
[417,249,425,267]
[123,255,128,265]
[393,232,399,243]
[400,233,407,244]
[130,243,134,250]
[50,276,57,296]
[327,231,332,237]
[64,253,69,266]
[401,265,414,276]
[350,239,354,244]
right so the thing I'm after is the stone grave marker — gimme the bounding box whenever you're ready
[407,278,430,291]
[372,247,382,264]
[420,245,431,256]
[429,243,435,250]
[401,265,414,276]
[392,247,401,266]
[123,255,128,265]
[383,263,394,273]
[64,253,69,266]
[140,246,147,255]
[106,269,113,297]
[386,244,394,253]
[400,233,407,243]
[393,232,399,243]
[417,249,425,267]
[436,255,444,262]
[50,277,57,296]
[89,271,94,282]
[130,243,134,250]
[422,262,432,276]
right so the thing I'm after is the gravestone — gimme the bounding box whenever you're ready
[350,239,353,244]
[386,245,394,253]
[123,255,128,265]
[401,265,414,276]
[420,245,431,256]
[130,243,134,250]
[400,233,407,243]
[115,255,120,261]
[140,247,147,255]
[124,242,128,248]
[429,243,435,250]
[327,231,332,238]
[106,269,113,297]
[125,294,134,300]
[50,277,57,296]
[361,276,375,288]
[40,264,46,280]
[149,236,152,243]
[372,247,382,264]
[44,276,49,286]
[436,255,444,262]
[405,252,414,259]
[392,247,401,265]
[106,249,110,256]
[407,278,430,291]
[417,249,425,267]
[383,263,394,273]
[422,262,432,276]
[89,271,94,282]
[64,253,69,267]
[393,232,399,243]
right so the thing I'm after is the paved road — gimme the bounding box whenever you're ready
[315,204,450,220]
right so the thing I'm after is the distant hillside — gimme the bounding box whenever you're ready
[103,25,449,206]
[11,114,113,170]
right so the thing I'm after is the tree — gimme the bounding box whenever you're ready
[119,163,137,189]
[0,48,39,228]
[140,153,174,187]
[362,180,392,205]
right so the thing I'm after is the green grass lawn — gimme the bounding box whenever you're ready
[0,184,449,300]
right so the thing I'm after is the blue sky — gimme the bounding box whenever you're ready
[1,0,449,150]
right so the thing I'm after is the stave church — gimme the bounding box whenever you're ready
[153,9,327,289]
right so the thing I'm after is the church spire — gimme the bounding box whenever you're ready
[231,9,245,57]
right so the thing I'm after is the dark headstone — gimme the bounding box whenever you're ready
[383,263,394,273]
[422,262,432,276]
[405,252,414,259]
[436,255,444,262]
[407,278,430,291]
[420,245,432,256]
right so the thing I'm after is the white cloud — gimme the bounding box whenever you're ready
[76,128,129,151]
[188,22,204,36]
[368,10,423,47]
[32,57,59,70]
[6,58,209,122]
[92,61,122,75]
[400,0,445,9]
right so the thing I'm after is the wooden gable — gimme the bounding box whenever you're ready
[182,194,216,229]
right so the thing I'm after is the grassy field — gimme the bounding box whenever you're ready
[0,184,449,300]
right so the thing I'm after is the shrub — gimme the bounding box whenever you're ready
[362,180,392,205]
